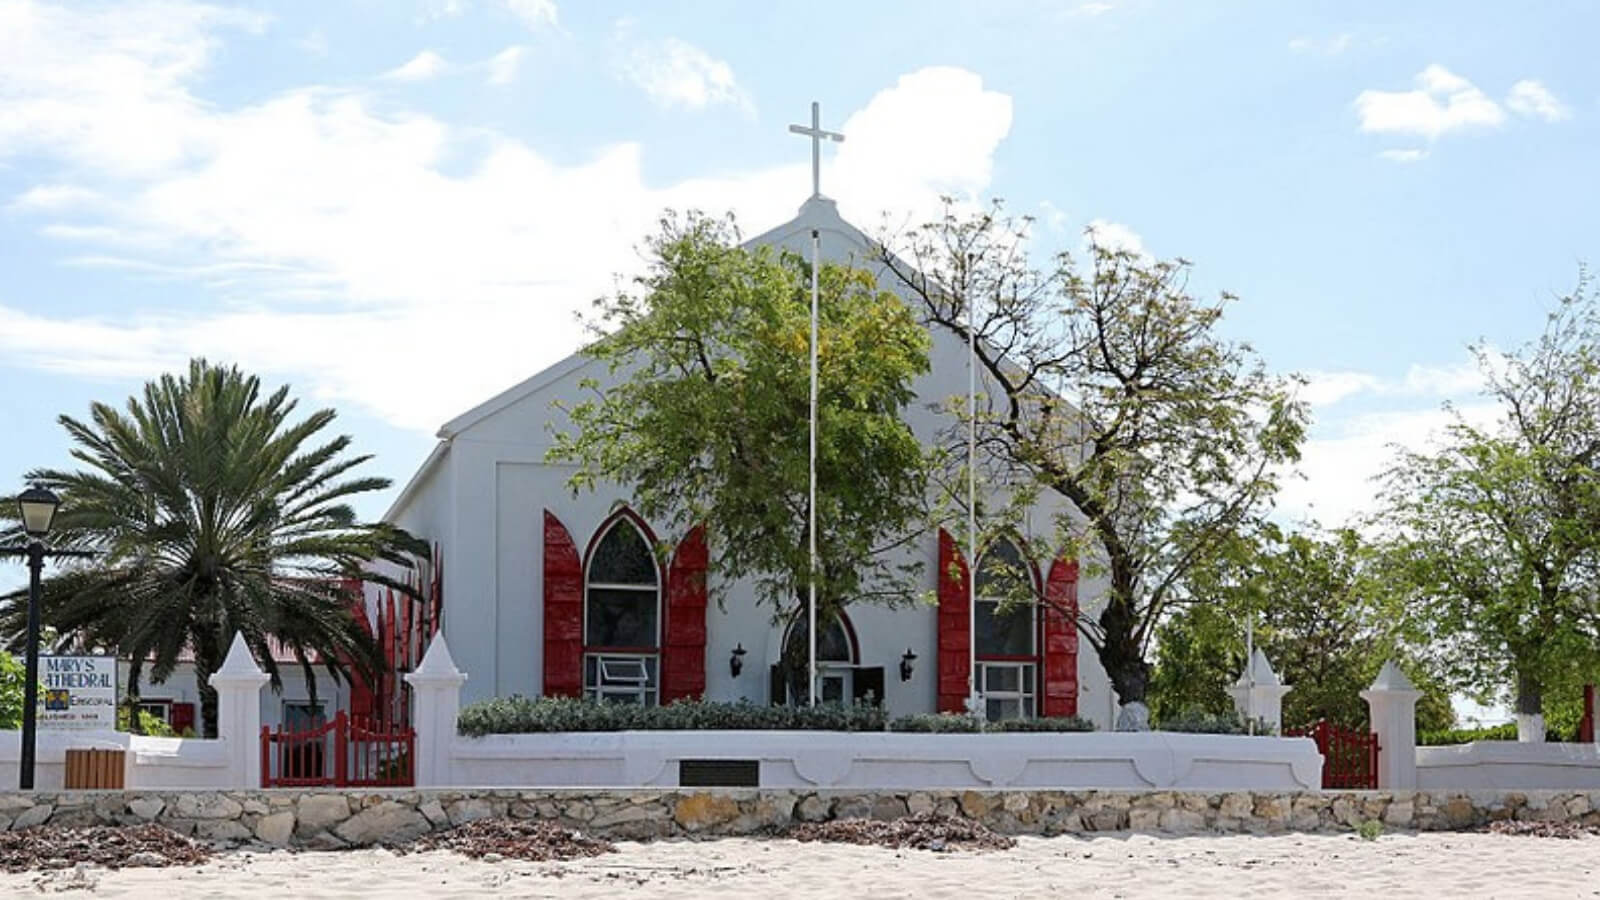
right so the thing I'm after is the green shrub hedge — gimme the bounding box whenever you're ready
[886,713,1095,733]
[1417,723,1519,745]
[1156,709,1275,735]
[456,695,887,736]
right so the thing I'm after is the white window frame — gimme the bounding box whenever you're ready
[582,517,662,651]
[584,652,659,705]
[977,661,1037,722]
[137,699,172,724]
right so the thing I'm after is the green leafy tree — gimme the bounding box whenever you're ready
[875,203,1307,723]
[1378,275,1600,738]
[0,654,28,730]
[550,212,933,701]
[1150,526,1454,732]
[0,359,425,736]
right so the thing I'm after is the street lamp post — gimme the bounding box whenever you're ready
[3,485,89,790]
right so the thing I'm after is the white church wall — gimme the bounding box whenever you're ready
[116,660,350,734]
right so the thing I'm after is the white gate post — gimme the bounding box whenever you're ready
[208,633,271,788]
[1228,647,1293,735]
[1360,661,1420,790]
[405,635,466,788]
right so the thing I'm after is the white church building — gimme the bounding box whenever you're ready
[381,193,1119,729]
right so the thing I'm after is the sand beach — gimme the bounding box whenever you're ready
[7,831,1597,898]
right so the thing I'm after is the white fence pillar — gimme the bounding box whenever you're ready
[1228,647,1292,735]
[207,633,270,789]
[405,635,466,788]
[1361,660,1420,791]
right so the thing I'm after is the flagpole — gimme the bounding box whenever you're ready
[808,225,820,707]
[968,282,979,719]
[788,101,842,709]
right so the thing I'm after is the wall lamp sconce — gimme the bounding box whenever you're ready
[899,648,917,682]
[730,644,747,678]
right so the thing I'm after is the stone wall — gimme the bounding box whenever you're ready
[1,788,1596,847]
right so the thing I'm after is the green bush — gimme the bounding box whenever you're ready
[456,695,887,736]
[1418,723,1519,745]
[1357,819,1383,841]
[116,704,179,737]
[887,713,983,733]
[886,713,1095,733]
[1157,708,1274,735]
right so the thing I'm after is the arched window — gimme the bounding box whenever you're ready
[780,611,860,704]
[974,537,1038,721]
[583,514,661,705]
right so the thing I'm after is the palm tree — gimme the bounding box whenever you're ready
[0,359,425,737]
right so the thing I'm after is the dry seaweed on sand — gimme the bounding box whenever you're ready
[0,823,212,872]
[408,818,617,862]
[789,813,1016,853]
[1484,820,1600,839]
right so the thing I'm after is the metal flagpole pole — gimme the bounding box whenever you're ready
[787,101,842,708]
[968,282,979,719]
[809,225,820,707]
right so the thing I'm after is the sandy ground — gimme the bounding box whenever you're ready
[6,832,1599,898]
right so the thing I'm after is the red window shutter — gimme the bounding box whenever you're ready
[1042,555,1080,717]
[936,528,971,714]
[661,525,708,704]
[170,702,196,735]
[542,510,585,698]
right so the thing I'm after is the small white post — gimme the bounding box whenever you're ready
[1361,661,1421,790]
[1228,647,1292,735]
[208,633,271,789]
[405,635,466,788]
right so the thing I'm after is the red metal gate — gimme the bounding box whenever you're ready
[261,711,416,788]
[1286,719,1379,789]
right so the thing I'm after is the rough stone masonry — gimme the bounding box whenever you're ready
[0,789,1594,848]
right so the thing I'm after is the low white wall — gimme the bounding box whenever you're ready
[1417,741,1600,790]
[0,730,232,790]
[446,731,1323,791]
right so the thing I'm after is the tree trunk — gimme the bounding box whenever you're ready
[1515,664,1544,743]
[194,628,224,739]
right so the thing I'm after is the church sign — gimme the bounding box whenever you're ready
[31,655,118,731]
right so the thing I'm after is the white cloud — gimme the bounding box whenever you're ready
[1506,79,1572,123]
[8,184,106,212]
[502,0,557,30]
[1354,65,1505,140]
[1277,403,1500,527]
[1083,219,1147,257]
[1379,148,1428,163]
[1288,33,1352,56]
[0,5,1014,434]
[615,26,750,113]
[296,29,328,57]
[1299,359,1486,409]
[484,45,526,86]
[384,50,449,82]
[0,0,266,176]
[1071,3,1115,16]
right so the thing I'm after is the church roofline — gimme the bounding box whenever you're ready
[422,195,877,448]
[383,438,450,524]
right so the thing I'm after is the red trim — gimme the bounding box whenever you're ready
[542,510,584,697]
[936,528,971,713]
[662,524,708,703]
[1042,555,1080,717]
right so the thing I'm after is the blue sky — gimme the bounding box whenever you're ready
[0,0,1594,617]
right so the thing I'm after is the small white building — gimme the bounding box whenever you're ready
[382,195,1119,727]
[117,641,355,736]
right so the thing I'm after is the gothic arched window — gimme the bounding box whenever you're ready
[583,513,661,704]
[974,537,1038,720]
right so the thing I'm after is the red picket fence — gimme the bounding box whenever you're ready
[1286,719,1379,789]
[261,711,415,788]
